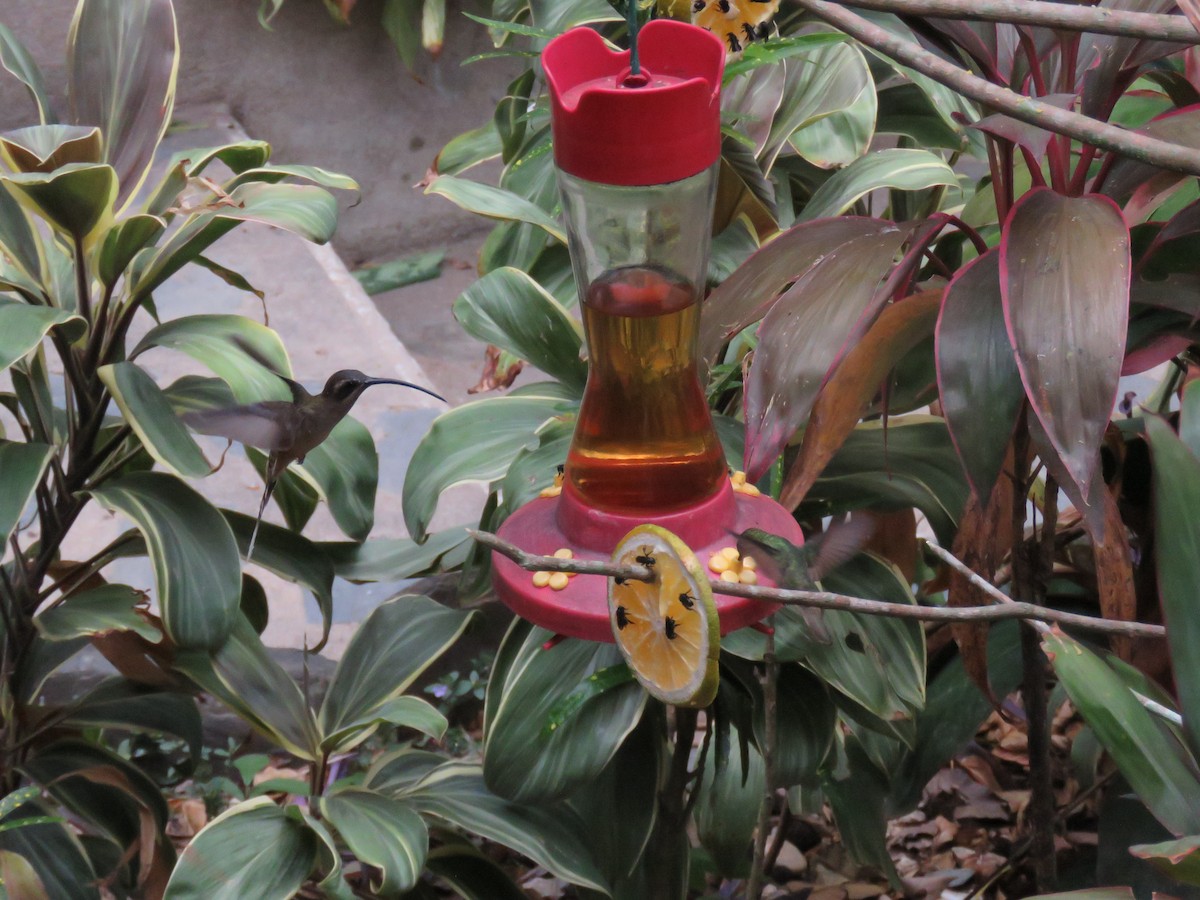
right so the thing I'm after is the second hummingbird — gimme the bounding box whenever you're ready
[183,368,444,557]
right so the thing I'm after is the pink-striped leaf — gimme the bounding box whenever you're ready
[742,226,911,479]
[1001,188,1131,504]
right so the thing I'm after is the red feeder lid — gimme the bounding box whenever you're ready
[542,20,725,186]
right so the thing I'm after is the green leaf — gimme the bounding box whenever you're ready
[60,679,201,760]
[0,22,53,123]
[354,250,444,296]
[319,594,471,753]
[761,665,836,787]
[723,32,847,81]
[824,741,901,888]
[876,83,968,151]
[322,526,471,582]
[2,163,117,240]
[68,0,179,208]
[424,175,566,243]
[99,362,212,478]
[1043,630,1200,836]
[0,172,42,281]
[696,720,763,877]
[320,790,427,897]
[0,300,85,372]
[801,418,969,546]
[1002,189,1130,506]
[163,797,318,900]
[386,758,610,894]
[132,182,339,300]
[174,617,321,760]
[402,394,572,541]
[484,621,646,804]
[0,440,51,547]
[226,163,359,194]
[788,46,876,169]
[143,140,272,216]
[800,149,956,221]
[34,584,159,643]
[1146,410,1200,757]
[221,510,335,647]
[0,125,102,172]
[87,472,240,650]
[761,41,875,170]
[0,802,97,900]
[98,214,166,288]
[133,313,292,404]
[433,122,503,176]
[453,267,586,391]
[321,695,447,753]
[21,740,167,848]
[1130,835,1200,886]
[424,844,527,900]
[296,414,378,541]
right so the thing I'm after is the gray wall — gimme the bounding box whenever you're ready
[0,0,516,265]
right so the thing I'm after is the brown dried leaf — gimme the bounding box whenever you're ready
[780,291,940,507]
[1095,488,1137,662]
[469,344,524,394]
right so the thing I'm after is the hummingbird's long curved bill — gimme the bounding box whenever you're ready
[364,378,445,403]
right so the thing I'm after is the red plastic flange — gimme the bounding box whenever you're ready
[491,489,803,642]
[541,20,725,186]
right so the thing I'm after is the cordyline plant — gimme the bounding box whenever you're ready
[408,0,1200,895]
[0,2,607,898]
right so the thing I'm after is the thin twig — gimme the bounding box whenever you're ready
[747,618,778,899]
[473,531,1164,638]
[795,0,1200,176]
[838,0,1200,44]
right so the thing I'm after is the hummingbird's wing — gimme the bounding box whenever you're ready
[806,515,875,581]
[181,402,296,452]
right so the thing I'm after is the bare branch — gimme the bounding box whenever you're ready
[794,0,1200,177]
[840,0,1200,44]
[472,530,1165,639]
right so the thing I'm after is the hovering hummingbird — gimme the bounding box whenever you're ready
[183,368,443,557]
[735,516,874,645]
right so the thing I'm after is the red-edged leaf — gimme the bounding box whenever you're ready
[1028,412,1107,537]
[699,217,897,369]
[1101,104,1200,213]
[970,93,1077,159]
[1001,189,1130,505]
[743,227,912,479]
[780,290,939,509]
[936,249,1024,501]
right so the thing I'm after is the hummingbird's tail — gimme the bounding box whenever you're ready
[247,478,277,561]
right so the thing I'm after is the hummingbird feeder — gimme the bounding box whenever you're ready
[491,18,804,642]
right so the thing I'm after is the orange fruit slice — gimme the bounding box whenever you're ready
[608,525,719,708]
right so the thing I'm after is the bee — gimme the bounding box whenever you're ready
[678,591,695,611]
[717,0,731,11]
[556,463,565,476]
[616,606,633,630]
[692,0,780,56]
[725,32,742,53]
[635,546,657,568]
[614,575,628,586]
[664,616,679,640]
[692,0,705,10]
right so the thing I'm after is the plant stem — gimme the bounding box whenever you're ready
[795,0,1200,176]
[473,530,1163,638]
[835,0,1200,43]
[649,707,699,900]
[747,619,778,899]
[1009,427,1056,891]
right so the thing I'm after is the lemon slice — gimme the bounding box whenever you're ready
[608,525,719,708]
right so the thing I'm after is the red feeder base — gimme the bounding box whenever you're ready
[492,481,804,642]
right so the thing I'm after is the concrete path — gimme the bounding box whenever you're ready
[58,105,489,662]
